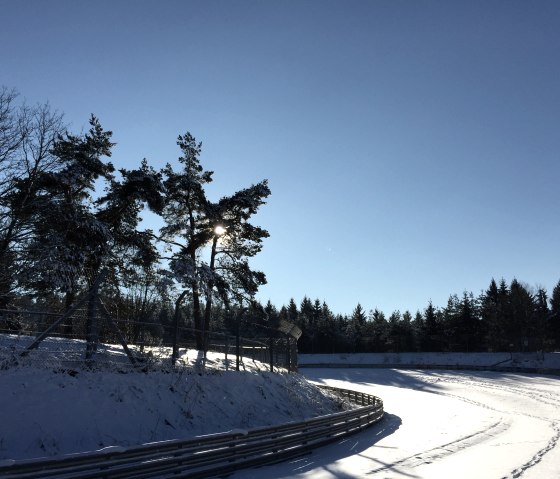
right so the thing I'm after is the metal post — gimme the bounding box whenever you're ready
[286,337,291,371]
[236,317,240,372]
[225,334,229,371]
[172,307,180,366]
[269,335,274,372]
[85,286,99,362]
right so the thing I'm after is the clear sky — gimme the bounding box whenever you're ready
[2,0,559,315]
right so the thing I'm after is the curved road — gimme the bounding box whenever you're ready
[232,368,560,479]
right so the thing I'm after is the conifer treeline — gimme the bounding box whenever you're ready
[260,278,560,353]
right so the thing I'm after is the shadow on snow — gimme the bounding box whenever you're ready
[235,412,403,479]
[303,367,447,395]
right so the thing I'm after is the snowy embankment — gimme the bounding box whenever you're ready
[299,351,560,373]
[0,335,348,462]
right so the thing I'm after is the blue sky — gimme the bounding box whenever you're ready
[2,0,559,315]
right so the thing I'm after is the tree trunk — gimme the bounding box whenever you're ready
[172,290,189,365]
[201,235,219,352]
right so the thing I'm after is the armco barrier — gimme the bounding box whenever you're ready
[0,386,384,479]
[298,362,560,375]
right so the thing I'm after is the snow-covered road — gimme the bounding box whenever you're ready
[231,368,560,479]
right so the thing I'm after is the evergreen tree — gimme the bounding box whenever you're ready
[412,311,424,351]
[386,310,402,352]
[352,303,367,325]
[161,133,213,351]
[317,301,338,353]
[161,132,270,351]
[400,310,416,351]
[287,298,299,323]
[509,279,535,351]
[298,296,314,352]
[369,308,388,352]
[20,116,115,306]
[442,294,460,351]
[264,300,278,325]
[457,292,481,351]
[346,303,366,352]
[481,278,501,351]
[549,281,560,349]
[533,287,549,351]
[421,301,443,351]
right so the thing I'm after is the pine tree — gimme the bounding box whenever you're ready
[533,287,549,351]
[264,300,278,325]
[481,278,501,351]
[386,310,402,352]
[369,308,388,352]
[509,279,535,351]
[298,296,314,353]
[287,298,299,323]
[549,281,560,349]
[21,116,115,306]
[457,292,480,352]
[421,301,443,351]
[317,301,337,353]
[412,311,424,351]
[400,310,416,351]
[18,116,163,355]
[161,133,212,352]
[161,132,270,352]
[346,303,367,352]
[443,294,460,351]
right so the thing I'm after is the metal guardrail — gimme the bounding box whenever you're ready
[299,362,560,376]
[0,386,383,479]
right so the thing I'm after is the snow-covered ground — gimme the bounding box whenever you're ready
[231,367,560,479]
[3,334,560,478]
[0,334,347,461]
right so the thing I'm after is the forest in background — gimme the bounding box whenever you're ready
[260,276,560,354]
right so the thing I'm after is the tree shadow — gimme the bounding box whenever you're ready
[232,413,403,478]
[303,367,446,394]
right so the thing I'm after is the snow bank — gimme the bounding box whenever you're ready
[0,335,348,461]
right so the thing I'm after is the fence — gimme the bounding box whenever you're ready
[0,386,384,479]
[0,307,298,372]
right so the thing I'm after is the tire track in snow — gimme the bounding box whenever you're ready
[367,419,511,475]
[501,422,560,479]
[415,373,560,411]
[407,371,560,477]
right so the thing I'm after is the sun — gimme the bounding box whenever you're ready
[214,225,226,236]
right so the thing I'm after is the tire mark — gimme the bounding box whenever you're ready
[502,422,560,479]
[407,371,560,477]
[367,419,511,475]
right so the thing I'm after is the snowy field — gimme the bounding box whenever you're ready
[3,334,560,479]
[231,367,560,479]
